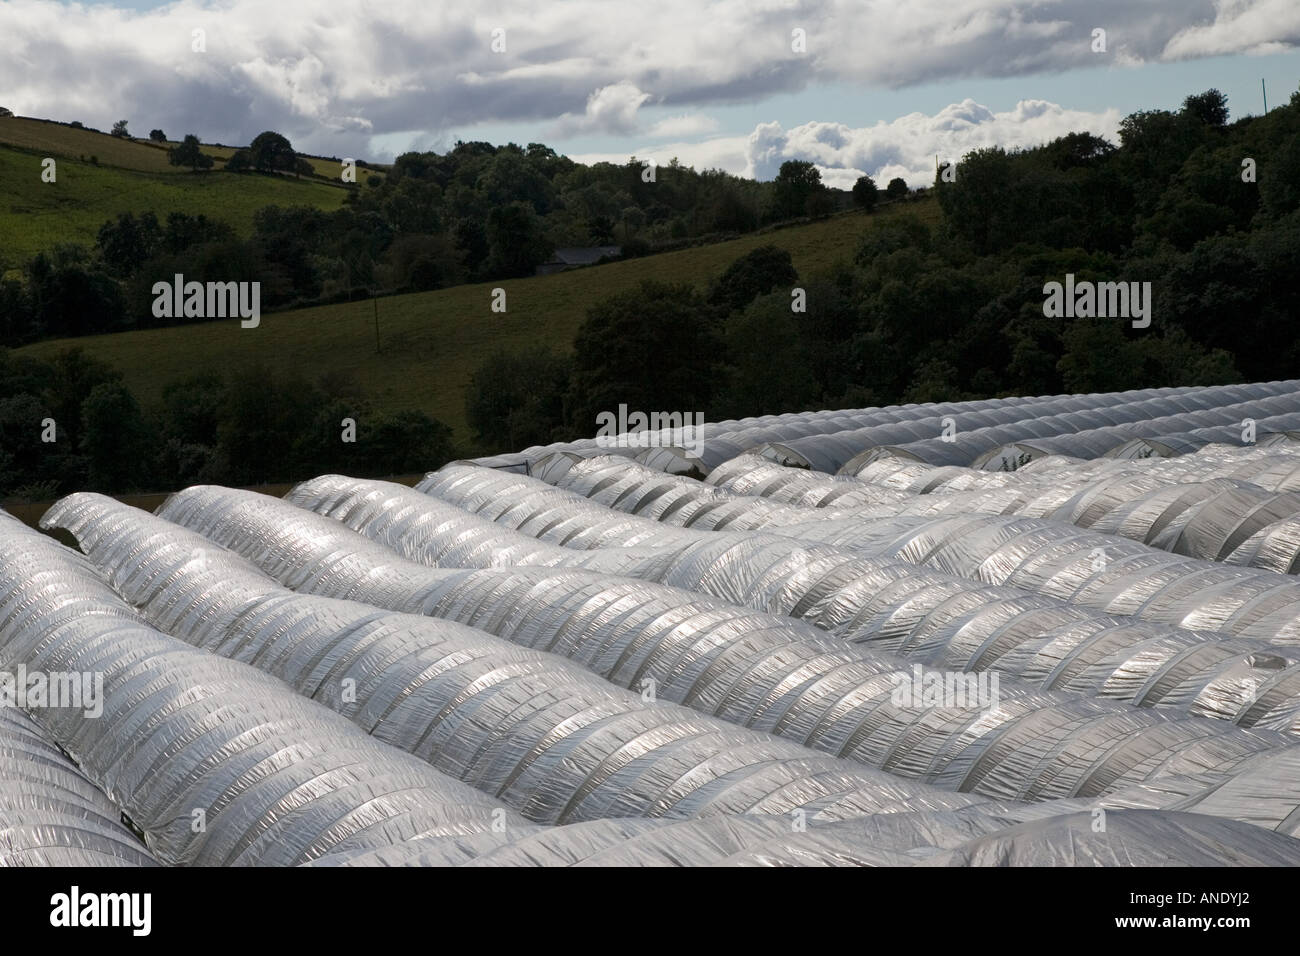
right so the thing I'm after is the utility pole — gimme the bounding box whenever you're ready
[1263,78,1269,114]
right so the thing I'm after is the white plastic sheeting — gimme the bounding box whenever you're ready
[0,512,527,866]
[53,483,1300,836]
[302,474,1300,736]
[0,705,157,866]
[48,492,1037,827]
[470,382,1300,476]
[531,454,1300,645]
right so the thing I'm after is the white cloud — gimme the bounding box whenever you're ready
[0,0,1293,160]
[745,99,1122,187]
[572,98,1121,189]
[1164,0,1300,58]
[567,135,751,175]
[645,113,720,139]
[551,81,651,136]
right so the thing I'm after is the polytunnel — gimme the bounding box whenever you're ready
[59,484,1300,826]
[11,379,1300,867]
[1225,516,1300,574]
[0,512,529,866]
[412,464,1300,733]
[1104,436,1212,460]
[46,492,1037,827]
[0,705,158,867]
[850,385,1300,472]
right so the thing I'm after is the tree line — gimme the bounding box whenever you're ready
[0,126,853,346]
[465,88,1300,451]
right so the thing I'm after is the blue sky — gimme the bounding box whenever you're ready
[9,1,1300,186]
[429,50,1300,157]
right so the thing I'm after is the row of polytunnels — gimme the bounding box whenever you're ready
[8,380,1300,865]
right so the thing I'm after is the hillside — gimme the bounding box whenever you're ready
[15,197,940,445]
[0,115,355,267]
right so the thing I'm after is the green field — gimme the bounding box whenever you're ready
[0,116,356,268]
[196,142,384,182]
[0,116,191,172]
[17,197,940,448]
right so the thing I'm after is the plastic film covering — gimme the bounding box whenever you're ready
[0,512,527,866]
[480,383,1299,476]
[1226,516,1300,574]
[311,806,1300,867]
[569,447,1300,643]
[728,387,1216,473]
[130,484,1300,826]
[46,492,1048,829]
[709,448,1300,570]
[784,511,1300,643]
[705,455,910,509]
[421,463,1300,733]
[414,466,1300,732]
[0,704,158,866]
[73,490,1054,819]
[306,814,1003,867]
[287,478,1300,738]
[840,385,1300,472]
[917,809,1300,867]
[835,404,1300,482]
[489,391,1062,473]
[154,486,1300,837]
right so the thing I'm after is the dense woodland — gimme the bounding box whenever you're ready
[467,88,1300,449]
[0,132,849,344]
[3,87,1299,498]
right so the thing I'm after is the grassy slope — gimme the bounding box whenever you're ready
[196,142,384,181]
[17,197,940,448]
[0,116,352,267]
[0,115,371,180]
[0,116,186,172]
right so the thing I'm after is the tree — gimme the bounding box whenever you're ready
[365,410,456,475]
[485,201,552,278]
[96,211,162,276]
[715,292,817,418]
[149,129,167,142]
[621,206,646,239]
[0,394,54,495]
[79,381,154,490]
[709,245,798,315]
[248,131,296,173]
[294,157,315,179]
[382,234,463,291]
[934,146,1018,254]
[886,177,909,200]
[1182,89,1229,127]
[168,134,213,172]
[852,175,879,211]
[567,280,722,429]
[0,107,13,118]
[161,212,235,253]
[23,251,125,338]
[225,149,252,172]
[772,160,827,220]
[110,119,130,138]
[466,349,572,450]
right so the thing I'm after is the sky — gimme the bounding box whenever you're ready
[3,0,1299,187]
